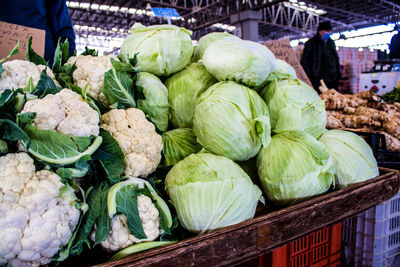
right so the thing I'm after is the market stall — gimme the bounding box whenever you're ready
[0,1,400,265]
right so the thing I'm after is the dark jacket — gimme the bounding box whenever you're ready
[300,35,341,88]
[390,33,400,59]
[0,0,75,63]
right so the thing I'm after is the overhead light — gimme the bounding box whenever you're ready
[109,6,119,12]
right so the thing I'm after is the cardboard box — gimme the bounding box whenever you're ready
[0,21,45,60]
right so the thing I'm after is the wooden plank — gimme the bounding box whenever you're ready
[95,168,400,267]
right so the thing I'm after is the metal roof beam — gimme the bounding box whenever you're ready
[303,0,391,24]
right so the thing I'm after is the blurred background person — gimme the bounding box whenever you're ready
[389,24,400,59]
[301,21,341,92]
[0,0,76,64]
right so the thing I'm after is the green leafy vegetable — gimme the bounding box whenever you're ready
[382,87,400,103]
[114,184,147,239]
[257,131,334,206]
[110,241,176,261]
[0,119,30,144]
[193,81,271,161]
[31,70,62,98]
[265,59,297,84]
[0,139,8,155]
[0,40,19,65]
[193,32,239,62]
[165,153,262,234]
[80,46,98,56]
[166,62,217,128]
[319,130,379,188]
[136,72,169,132]
[71,182,112,254]
[52,38,70,74]
[120,23,193,76]
[261,78,326,138]
[103,66,135,108]
[92,129,125,184]
[162,128,202,166]
[203,37,276,88]
[26,37,47,65]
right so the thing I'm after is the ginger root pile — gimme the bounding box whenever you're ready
[319,80,400,151]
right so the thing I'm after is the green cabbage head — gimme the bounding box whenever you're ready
[319,130,379,188]
[203,38,276,88]
[193,32,240,61]
[193,81,271,161]
[261,78,326,138]
[166,62,217,128]
[121,23,193,76]
[136,72,169,132]
[162,128,202,166]
[265,59,297,83]
[257,131,334,206]
[165,153,262,234]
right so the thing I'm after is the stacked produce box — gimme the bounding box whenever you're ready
[337,48,376,94]
[0,24,382,266]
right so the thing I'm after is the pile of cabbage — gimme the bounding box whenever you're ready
[0,22,380,264]
[119,24,378,222]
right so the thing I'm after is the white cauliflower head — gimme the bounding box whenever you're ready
[0,152,80,266]
[100,108,162,177]
[92,194,161,252]
[67,55,117,103]
[0,60,60,94]
[21,88,100,137]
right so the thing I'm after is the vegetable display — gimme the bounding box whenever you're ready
[0,24,382,265]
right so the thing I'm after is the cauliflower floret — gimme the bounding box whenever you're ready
[100,108,162,177]
[92,194,160,252]
[67,55,117,103]
[0,60,60,94]
[21,88,99,137]
[0,153,80,266]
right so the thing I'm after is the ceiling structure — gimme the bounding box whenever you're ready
[67,0,400,42]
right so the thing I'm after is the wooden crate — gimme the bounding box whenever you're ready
[84,168,399,267]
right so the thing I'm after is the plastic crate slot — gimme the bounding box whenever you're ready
[390,216,400,231]
[290,253,308,267]
[390,198,400,215]
[310,244,329,264]
[291,238,307,255]
[273,223,341,267]
[388,231,400,247]
[310,228,329,248]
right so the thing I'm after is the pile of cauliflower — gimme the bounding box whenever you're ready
[0,153,80,266]
[0,54,166,263]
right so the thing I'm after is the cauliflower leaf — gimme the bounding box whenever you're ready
[25,36,47,66]
[18,112,103,165]
[92,129,125,183]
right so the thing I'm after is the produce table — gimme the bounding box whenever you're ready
[91,167,400,267]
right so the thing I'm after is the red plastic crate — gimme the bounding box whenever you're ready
[272,223,342,267]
